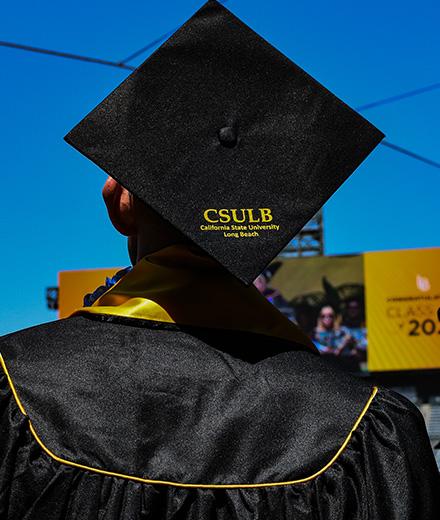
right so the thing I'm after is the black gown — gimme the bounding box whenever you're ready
[1,245,439,519]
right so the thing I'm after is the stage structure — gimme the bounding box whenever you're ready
[281,210,324,257]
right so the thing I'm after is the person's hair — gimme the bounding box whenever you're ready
[315,304,342,331]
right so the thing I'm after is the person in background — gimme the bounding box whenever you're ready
[253,269,296,322]
[312,304,354,354]
[293,302,317,337]
[342,298,367,361]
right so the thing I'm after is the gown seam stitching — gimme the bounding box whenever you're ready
[0,352,378,489]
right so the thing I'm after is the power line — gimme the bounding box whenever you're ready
[1,36,439,170]
[356,83,440,111]
[381,141,440,169]
[1,0,229,69]
[2,41,437,112]
[0,41,135,71]
[118,30,175,65]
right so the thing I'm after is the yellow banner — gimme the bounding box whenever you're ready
[365,248,440,371]
[58,268,123,319]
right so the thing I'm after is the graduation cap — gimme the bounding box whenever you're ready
[64,0,385,286]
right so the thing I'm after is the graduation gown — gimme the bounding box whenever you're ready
[1,244,439,519]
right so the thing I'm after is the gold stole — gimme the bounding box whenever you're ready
[69,243,318,353]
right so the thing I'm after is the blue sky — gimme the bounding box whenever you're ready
[1,0,439,335]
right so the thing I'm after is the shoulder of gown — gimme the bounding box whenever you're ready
[0,314,439,520]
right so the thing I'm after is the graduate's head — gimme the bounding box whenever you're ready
[64,0,384,285]
[101,175,195,265]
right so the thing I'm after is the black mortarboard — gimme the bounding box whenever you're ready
[64,0,385,285]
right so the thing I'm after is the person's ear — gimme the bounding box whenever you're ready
[102,176,137,236]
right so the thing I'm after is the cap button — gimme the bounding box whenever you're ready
[218,126,238,148]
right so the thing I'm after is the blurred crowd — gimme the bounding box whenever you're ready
[253,269,367,370]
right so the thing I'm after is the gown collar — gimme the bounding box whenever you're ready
[69,243,318,354]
